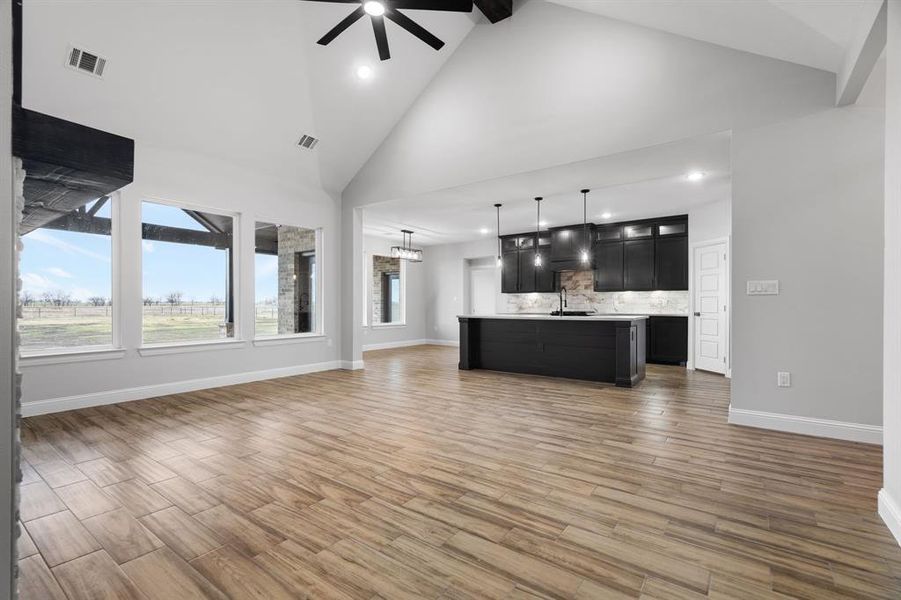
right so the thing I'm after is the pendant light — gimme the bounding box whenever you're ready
[390,229,423,262]
[494,203,503,268]
[534,197,543,267]
[580,189,591,264]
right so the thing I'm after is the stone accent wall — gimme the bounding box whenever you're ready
[372,255,400,324]
[13,158,25,586]
[502,269,689,315]
[277,226,316,334]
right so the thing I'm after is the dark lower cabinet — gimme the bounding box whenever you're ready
[655,236,689,290]
[647,316,688,365]
[623,239,654,291]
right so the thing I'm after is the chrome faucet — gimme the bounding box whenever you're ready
[558,287,567,316]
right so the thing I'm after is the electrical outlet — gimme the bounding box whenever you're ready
[777,371,791,387]
[326,338,333,347]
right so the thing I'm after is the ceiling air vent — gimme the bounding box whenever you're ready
[66,47,107,78]
[298,134,319,150]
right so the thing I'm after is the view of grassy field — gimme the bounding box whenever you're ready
[19,303,280,351]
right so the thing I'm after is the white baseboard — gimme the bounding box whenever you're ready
[424,339,459,347]
[728,405,882,445]
[879,489,901,547]
[340,360,365,370]
[362,339,458,351]
[362,339,428,352]
[22,360,341,417]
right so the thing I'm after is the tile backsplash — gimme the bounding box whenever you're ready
[501,270,689,315]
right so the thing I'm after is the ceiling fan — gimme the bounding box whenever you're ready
[305,0,475,61]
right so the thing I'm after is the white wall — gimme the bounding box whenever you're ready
[423,238,497,342]
[881,0,901,545]
[20,144,342,414]
[731,105,884,430]
[361,235,427,350]
[342,0,834,211]
[689,198,732,244]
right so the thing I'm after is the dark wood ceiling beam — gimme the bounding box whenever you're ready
[473,0,512,23]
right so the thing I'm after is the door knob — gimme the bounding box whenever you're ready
[694,312,701,317]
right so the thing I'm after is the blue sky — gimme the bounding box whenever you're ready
[21,199,112,301]
[20,201,279,304]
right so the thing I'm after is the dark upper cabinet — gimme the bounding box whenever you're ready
[501,250,519,293]
[623,224,653,239]
[623,239,655,291]
[518,248,537,293]
[502,216,687,293]
[500,234,555,293]
[593,243,624,291]
[595,225,623,242]
[655,235,688,290]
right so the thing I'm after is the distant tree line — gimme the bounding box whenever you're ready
[141,293,225,306]
[20,290,112,307]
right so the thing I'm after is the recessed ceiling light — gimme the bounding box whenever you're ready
[686,171,705,182]
[479,227,490,234]
[539,220,548,227]
[355,65,373,80]
[363,1,385,16]
[600,212,612,220]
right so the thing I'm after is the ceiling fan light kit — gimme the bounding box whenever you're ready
[307,0,510,61]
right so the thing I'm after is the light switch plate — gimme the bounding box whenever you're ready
[777,371,791,387]
[747,280,780,295]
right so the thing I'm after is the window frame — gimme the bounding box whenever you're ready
[138,195,241,349]
[19,191,123,360]
[251,219,324,341]
[370,254,406,328]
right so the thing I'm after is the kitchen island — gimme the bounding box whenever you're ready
[458,314,647,387]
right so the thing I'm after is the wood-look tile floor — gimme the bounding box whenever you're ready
[18,345,901,599]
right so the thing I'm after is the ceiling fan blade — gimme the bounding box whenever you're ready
[392,0,472,12]
[385,9,444,51]
[317,5,366,45]
[371,15,391,60]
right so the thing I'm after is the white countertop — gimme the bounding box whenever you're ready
[458,313,649,321]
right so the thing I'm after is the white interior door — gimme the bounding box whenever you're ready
[469,268,496,315]
[693,242,727,374]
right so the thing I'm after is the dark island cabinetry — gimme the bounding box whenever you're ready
[459,315,647,387]
[647,316,688,365]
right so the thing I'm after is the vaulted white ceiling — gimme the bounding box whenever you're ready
[548,0,879,74]
[22,0,479,195]
[21,0,880,205]
[297,2,479,192]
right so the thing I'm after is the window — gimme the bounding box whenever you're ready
[141,201,235,344]
[371,255,404,325]
[19,197,115,352]
[254,222,320,337]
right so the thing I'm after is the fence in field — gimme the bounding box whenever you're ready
[21,304,280,320]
